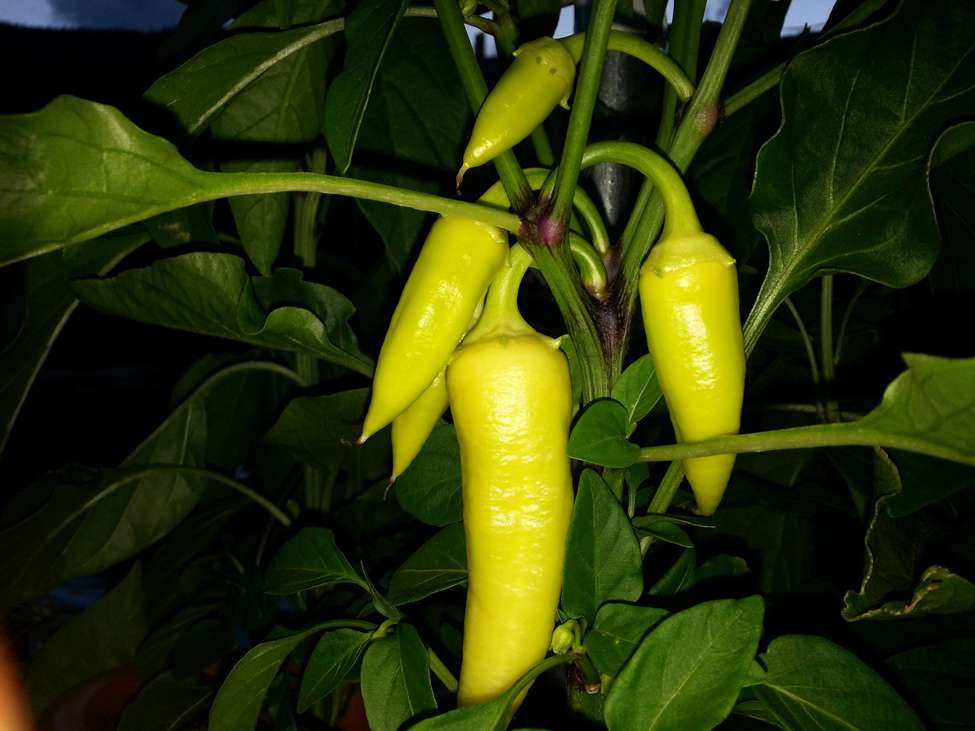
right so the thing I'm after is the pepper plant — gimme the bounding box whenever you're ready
[1,0,974,729]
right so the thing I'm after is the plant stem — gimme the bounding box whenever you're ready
[820,275,840,422]
[637,421,972,466]
[550,0,616,224]
[218,171,523,233]
[428,647,459,693]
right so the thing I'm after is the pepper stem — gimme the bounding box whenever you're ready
[560,30,696,103]
[466,245,537,342]
[575,141,704,240]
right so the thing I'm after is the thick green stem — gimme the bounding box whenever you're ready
[428,647,459,693]
[637,421,974,464]
[550,0,616,224]
[216,171,522,233]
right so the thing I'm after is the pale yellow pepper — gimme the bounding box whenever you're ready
[448,246,573,713]
[639,233,745,516]
[358,216,508,444]
[457,37,576,185]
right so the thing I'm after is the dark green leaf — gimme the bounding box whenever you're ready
[885,450,975,517]
[361,623,437,731]
[587,604,669,679]
[755,635,925,731]
[842,449,929,621]
[887,638,975,730]
[395,424,463,527]
[611,354,663,429]
[647,548,697,597]
[750,1,975,315]
[171,619,239,678]
[213,1,339,274]
[387,522,468,606]
[136,602,221,681]
[0,97,213,264]
[604,597,765,731]
[208,626,321,731]
[72,253,373,375]
[263,390,390,481]
[632,520,693,548]
[144,19,343,140]
[0,233,146,456]
[117,671,215,731]
[26,563,147,717]
[562,470,644,622]
[298,629,371,713]
[707,492,814,596]
[350,17,471,270]
[0,403,208,611]
[324,0,412,172]
[567,399,641,468]
[849,565,975,622]
[265,527,366,594]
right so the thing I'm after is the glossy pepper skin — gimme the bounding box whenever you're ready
[639,233,745,516]
[389,367,449,482]
[457,37,576,184]
[448,250,574,713]
[358,216,508,443]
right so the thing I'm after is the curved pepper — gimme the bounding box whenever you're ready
[358,215,508,443]
[639,233,745,516]
[457,37,576,184]
[448,246,573,713]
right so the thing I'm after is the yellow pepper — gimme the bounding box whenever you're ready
[358,216,508,444]
[457,37,576,185]
[389,367,449,482]
[639,233,745,516]
[448,246,574,713]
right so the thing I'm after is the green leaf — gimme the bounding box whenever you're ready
[587,604,669,679]
[209,625,322,731]
[647,548,697,597]
[887,638,975,729]
[324,0,411,173]
[0,232,146,457]
[298,629,371,713]
[885,450,975,516]
[212,1,339,274]
[265,527,366,594]
[611,354,663,429]
[928,124,975,297]
[604,597,765,731]
[567,399,642,468]
[755,635,925,731]
[842,449,929,621]
[263,389,390,481]
[394,424,463,527]
[706,494,812,596]
[26,563,148,717]
[350,17,470,270]
[562,470,644,623]
[143,19,343,140]
[0,402,208,611]
[850,354,975,466]
[749,1,975,317]
[116,671,215,731]
[361,623,437,731]
[849,565,975,622]
[631,520,693,548]
[0,97,213,265]
[387,522,468,606]
[72,252,373,375]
